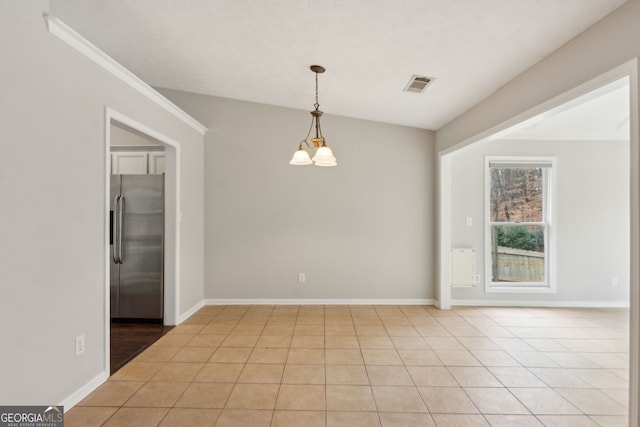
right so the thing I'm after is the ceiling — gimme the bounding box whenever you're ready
[50,0,627,130]
[496,77,630,141]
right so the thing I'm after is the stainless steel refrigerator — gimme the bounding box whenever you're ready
[110,175,164,320]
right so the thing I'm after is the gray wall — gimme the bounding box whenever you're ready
[160,89,436,301]
[0,1,204,405]
[110,124,162,147]
[450,139,629,303]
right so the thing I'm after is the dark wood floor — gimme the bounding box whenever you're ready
[110,320,173,374]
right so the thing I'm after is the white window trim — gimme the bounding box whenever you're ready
[484,156,557,293]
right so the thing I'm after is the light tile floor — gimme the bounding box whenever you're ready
[66,305,630,426]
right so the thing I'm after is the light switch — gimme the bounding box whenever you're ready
[466,217,473,227]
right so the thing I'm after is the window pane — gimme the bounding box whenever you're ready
[489,167,544,222]
[491,225,545,283]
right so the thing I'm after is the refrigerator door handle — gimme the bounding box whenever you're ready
[112,195,121,264]
[117,195,125,264]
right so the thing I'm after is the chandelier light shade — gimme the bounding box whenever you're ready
[289,147,313,165]
[289,65,337,167]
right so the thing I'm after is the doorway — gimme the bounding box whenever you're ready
[105,109,181,374]
[438,68,633,308]
[437,61,638,422]
[109,122,171,372]
[447,77,630,306]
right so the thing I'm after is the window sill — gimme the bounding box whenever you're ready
[486,284,557,294]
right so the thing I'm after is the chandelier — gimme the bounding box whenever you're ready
[289,65,337,167]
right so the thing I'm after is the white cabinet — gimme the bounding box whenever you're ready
[148,152,166,175]
[111,151,165,175]
[111,152,148,174]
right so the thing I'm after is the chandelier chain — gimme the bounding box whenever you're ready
[314,71,320,110]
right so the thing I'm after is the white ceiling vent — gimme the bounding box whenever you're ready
[404,75,434,93]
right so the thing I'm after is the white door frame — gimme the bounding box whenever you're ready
[436,59,638,424]
[104,107,181,374]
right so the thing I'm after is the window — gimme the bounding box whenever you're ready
[485,157,555,292]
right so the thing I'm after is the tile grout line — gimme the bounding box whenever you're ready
[68,304,630,426]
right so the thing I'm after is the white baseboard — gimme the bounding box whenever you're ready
[60,371,109,412]
[204,298,436,306]
[452,299,630,308]
[177,299,206,324]
[169,298,628,314]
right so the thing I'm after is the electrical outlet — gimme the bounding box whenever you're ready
[611,277,619,287]
[75,334,85,357]
[473,274,481,284]
[298,273,306,284]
